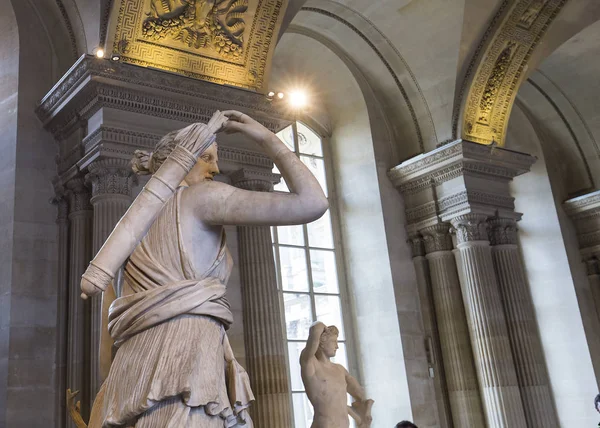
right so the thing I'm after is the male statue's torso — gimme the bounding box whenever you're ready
[302,356,349,428]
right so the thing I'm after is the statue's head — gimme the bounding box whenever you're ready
[319,325,339,359]
[131,128,219,184]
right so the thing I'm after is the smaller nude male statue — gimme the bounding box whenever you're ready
[300,322,374,428]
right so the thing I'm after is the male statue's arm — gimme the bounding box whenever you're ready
[300,321,326,368]
[80,111,227,298]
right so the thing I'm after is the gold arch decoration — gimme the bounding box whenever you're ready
[462,0,567,146]
[106,0,288,92]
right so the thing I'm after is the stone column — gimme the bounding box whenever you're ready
[408,235,452,428]
[230,169,293,428]
[86,159,135,402]
[52,192,69,428]
[488,218,559,426]
[584,257,600,320]
[450,214,527,428]
[66,178,94,423]
[421,224,486,427]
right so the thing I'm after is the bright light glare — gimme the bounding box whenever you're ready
[96,49,105,58]
[289,90,308,108]
[277,92,285,99]
[268,91,275,97]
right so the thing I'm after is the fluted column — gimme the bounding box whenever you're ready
[86,159,135,403]
[450,214,526,428]
[66,178,93,424]
[231,170,292,428]
[408,235,452,428]
[488,218,559,426]
[421,224,485,427]
[52,192,70,428]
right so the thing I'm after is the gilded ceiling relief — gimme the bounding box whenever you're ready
[462,0,566,146]
[107,0,287,91]
[142,0,248,60]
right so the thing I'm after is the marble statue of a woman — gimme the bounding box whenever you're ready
[78,110,329,427]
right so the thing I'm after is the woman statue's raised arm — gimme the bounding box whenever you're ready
[80,111,228,299]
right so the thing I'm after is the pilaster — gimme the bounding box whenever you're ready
[421,224,485,428]
[451,214,526,428]
[85,158,136,405]
[488,217,559,426]
[65,178,93,423]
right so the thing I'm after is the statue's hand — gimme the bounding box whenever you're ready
[80,276,103,300]
[221,110,272,145]
[175,111,227,155]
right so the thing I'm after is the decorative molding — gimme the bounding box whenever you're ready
[406,201,437,224]
[452,0,510,139]
[451,214,490,244]
[488,217,518,246]
[228,167,280,192]
[36,56,291,140]
[109,0,285,91]
[439,190,515,219]
[389,140,535,192]
[461,0,568,145]
[564,190,600,220]
[54,0,79,59]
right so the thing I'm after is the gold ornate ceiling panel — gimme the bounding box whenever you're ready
[462,0,567,146]
[107,0,287,91]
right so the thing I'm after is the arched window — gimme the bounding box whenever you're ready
[271,122,350,427]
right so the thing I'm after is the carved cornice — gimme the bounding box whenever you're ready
[450,214,490,245]
[36,56,292,139]
[421,224,453,253]
[564,190,600,221]
[488,217,518,246]
[228,168,280,192]
[406,201,437,224]
[462,0,568,145]
[439,190,515,219]
[389,139,535,194]
[564,190,600,251]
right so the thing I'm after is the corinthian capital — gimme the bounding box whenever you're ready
[66,178,92,214]
[86,159,137,198]
[488,217,518,246]
[421,223,453,253]
[450,214,489,245]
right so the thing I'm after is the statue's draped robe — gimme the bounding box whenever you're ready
[89,188,254,428]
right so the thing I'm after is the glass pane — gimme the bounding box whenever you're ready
[300,156,327,196]
[278,225,305,246]
[315,295,345,340]
[307,211,334,249]
[283,293,313,340]
[272,246,279,289]
[279,247,309,292]
[292,393,314,428]
[274,177,289,192]
[297,122,323,156]
[332,342,348,368]
[310,250,338,293]
[287,342,306,391]
[271,227,275,242]
[276,125,295,151]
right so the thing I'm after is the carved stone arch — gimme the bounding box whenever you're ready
[457,0,600,147]
[288,0,438,156]
[516,72,599,196]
